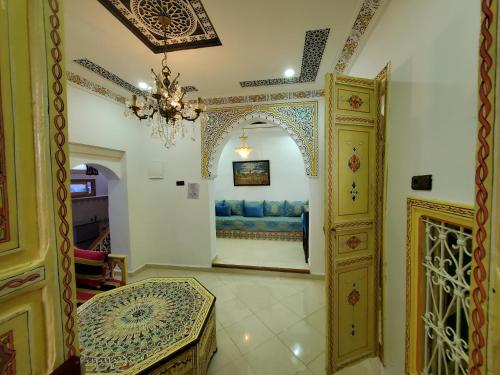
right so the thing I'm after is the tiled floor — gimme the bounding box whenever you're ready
[213,238,309,271]
[130,267,380,375]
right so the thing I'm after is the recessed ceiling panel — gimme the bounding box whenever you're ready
[97,0,222,53]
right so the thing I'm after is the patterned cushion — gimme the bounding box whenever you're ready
[216,215,302,232]
[227,200,244,216]
[284,200,307,217]
[215,201,231,216]
[74,248,107,289]
[264,201,284,216]
[244,201,264,217]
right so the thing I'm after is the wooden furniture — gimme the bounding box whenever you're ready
[78,278,216,375]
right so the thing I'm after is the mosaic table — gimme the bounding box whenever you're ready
[78,278,216,375]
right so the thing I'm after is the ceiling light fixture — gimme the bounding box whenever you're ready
[137,81,150,90]
[284,68,295,78]
[234,129,253,159]
[125,2,206,148]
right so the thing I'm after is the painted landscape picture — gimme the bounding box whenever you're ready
[233,160,270,186]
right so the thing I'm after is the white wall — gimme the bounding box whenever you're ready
[215,127,309,201]
[348,0,479,373]
[67,85,214,271]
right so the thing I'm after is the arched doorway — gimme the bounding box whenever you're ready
[211,119,311,272]
[70,163,117,251]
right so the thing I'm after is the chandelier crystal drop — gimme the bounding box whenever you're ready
[124,6,206,148]
[234,129,253,159]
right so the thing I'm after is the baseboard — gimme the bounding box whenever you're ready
[212,262,310,274]
[128,262,213,277]
[128,262,324,279]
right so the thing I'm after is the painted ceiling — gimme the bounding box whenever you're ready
[64,0,382,99]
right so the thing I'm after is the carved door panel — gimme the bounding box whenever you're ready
[0,1,78,373]
[324,74,378,373]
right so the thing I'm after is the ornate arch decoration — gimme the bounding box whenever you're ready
[201,101,318,179]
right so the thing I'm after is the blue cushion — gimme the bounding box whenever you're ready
[215,202,231,216]
[284,200,306,217]
[264,201,284,216]
[226,200,244,216]
[244,201,264,217]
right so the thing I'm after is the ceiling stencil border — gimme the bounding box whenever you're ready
[334,0,383,73]
[66,70,323,107]
[201,102,318,179]
[74,58,198,96]
[239,28,330,88]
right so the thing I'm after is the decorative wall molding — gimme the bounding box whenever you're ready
[334,0,383,73]
[240,29,330,87]
[470,0,496,372]
[0,267,45,298]
[97,0,221,53]
[67,71,128,104]
[48,0,77,358]
[201,101,318,178]
[67,70,323,109]
[0,74,10,244]
[201,89,324,106]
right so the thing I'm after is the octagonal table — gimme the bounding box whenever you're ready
[78,278,216,374]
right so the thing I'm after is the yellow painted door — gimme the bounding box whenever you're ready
[0,0,78,373]
[324,74,379,373]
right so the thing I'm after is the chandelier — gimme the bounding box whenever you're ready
[234,129,253,159]
[125,8,206,148]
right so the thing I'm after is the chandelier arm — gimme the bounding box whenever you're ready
[181,111,201,122]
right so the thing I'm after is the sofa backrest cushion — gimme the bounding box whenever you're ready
[264,201,284,216]
[74,248,107,289]
[284,200,307,217]
[227,200,244,216]
[244,201,264,217]
[215,201,231,216]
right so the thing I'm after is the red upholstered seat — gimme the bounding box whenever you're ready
[74,248,127,305]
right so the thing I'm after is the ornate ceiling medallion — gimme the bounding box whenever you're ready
[97,0,222,53]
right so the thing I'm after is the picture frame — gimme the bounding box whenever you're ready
[232,160,270,186]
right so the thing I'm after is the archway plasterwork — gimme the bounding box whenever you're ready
[201,101,318,179]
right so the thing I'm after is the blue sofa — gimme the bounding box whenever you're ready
[215,200,307,241]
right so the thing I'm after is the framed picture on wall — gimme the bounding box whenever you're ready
[232,160,270,186]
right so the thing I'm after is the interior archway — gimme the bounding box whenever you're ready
[210,119,312,272]
[202,102,319,179]
[69,162,131,263]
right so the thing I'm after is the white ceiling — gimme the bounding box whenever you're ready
[64,0,364,99]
